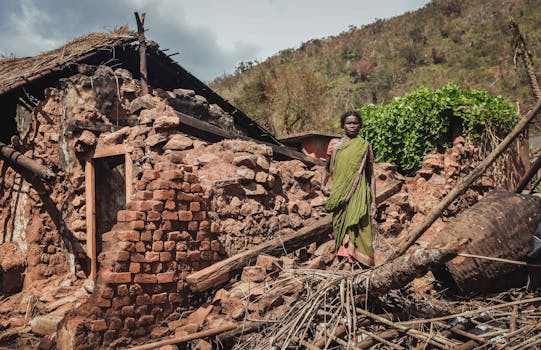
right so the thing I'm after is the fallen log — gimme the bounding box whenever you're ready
[127,324,236,350]
[387,98,541,261]
[186,215,332,292]
[0,141,56,181]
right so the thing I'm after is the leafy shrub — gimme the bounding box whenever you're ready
[359,83,517,174]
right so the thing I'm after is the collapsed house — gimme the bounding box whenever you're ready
[0,25,541,350]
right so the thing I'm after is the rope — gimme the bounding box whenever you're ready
[457,253,541,268]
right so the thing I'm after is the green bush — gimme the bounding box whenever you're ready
[359,83,517,174]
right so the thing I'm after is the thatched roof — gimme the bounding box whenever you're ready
[0,26,136,95]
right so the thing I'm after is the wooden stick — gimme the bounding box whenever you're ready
[0,141,55,181]
[514,155,541,192]
[398,297,541,326]
[387,98,541,261]
[126,324,236,350]
[134,12,149,95]
[509,20,541,100]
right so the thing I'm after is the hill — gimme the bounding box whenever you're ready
[209,0,541,137]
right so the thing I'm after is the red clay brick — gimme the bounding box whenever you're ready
[147,211,162,221]
[179,231,192,240]
[176,252,187,262]
[112,296,132,308]
[162,211,178,220]
[153,189,175,201]
[157,271,175,283]
[117,230,140,241]
[193,211,206,220]
[102,231,115,242]
[117,284,129,297]
[199,221,210,232]
[167,231,181,241]
[137,315,155,327]
[125,317,136,329]
[176,241,187,251]
[211,240,221,252]
[177,192,193,201]
[152,241,164,252]
[118,241,135,252]
[189,202,201,212]
[129,263,141,273]
[161,170,183,180]
[152,230,164,241]
[160,252,172,262]
[146,222,157,230]
[91,319,107,332]
[201,251,213,261]
[145,251,160,262]
[169,293,183,303]
[210,222,220,233]
[142,170,160,181]
[151,179,173,190]
[130,220,146,230]
[134,274,157,284]
[184,173,199,183]
[141,231,152,241]
[102,271,131,284]
[151,293,168,304]
[193,193,204,201]
[121,305,135,317]
[135,180,148,190]
[117,210,146,222]
[163,241,176,251]
[151,262,163,274]
[188,221,199,232]
[113,250,130,262]
[196,231,211,241]
[178,211,193,221]
[97,297,112,308]
[200,241,211,251]
[188,250,201,261]
[181,182,191,192]
[135,241,146,253]
[135,190,153,200]
[131,253,146,263]
[188,241,200,250]
[165,200,176,210]
[191,183,203,192]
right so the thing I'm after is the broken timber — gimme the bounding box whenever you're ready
[0,141,56,181]
[387,98,541,261]
[186,215,332,292]
[175,110,324,167]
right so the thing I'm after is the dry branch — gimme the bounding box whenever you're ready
[0,141,55,181]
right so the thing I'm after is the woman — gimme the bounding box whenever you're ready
[321,111,376,267]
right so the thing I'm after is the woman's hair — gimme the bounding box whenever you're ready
[340,110,362,128]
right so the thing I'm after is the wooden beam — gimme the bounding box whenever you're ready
[387,98,541,261]
[176,110,324,167]
[515,155,541,193]
[0,141,55,181]
[134,12,149,95]
[85,159,96,280]
[186,215,332,292]
[91,144,132,159]
[125,153,133,202]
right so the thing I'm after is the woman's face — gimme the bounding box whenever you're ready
[343,115,361,138]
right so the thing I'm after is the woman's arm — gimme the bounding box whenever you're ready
[369,145,377,218]
[321,154,331,196]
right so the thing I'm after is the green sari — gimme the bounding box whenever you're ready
[325,135,374,264]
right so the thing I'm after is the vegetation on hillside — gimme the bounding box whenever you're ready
[210,0,541,137]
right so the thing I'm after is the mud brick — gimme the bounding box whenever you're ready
[169,293,183,303]
[142,170,160,181]
[102,231,115,242]
[213,252,221,261]
[151,293,168,304]
[135,274,157,284]
[121,305,135,317]
[161,220,173,230]
[201,251,213,261]
[176,241,187,251]
[189,202,201,212]
[135,190,154,200]
[117,284,129,297]
[162,211,178,220]
[153,230,164,241]
[130,220,146,230]
[146,222,157,230]
[187,241,200,250]
[195,231,211,241]
[161,170,183,180]
[188,250,201,261]
[177,202,188,211]
[176,252,187,262]
[97,297,112,308]
[145,251,160,262]
[210,222,220,233]
[131,253,146,263]
[135,180,148,190]
[153,189,175,201]
[193,193,204,201]
[118,210,146,222]
[167,231,181,241]
[199,221,210,232]
[130,284,144,295]
[141,263,152,273]
[177,192,193,201]
[137,314,155,327]
[164,241,176,251]
[125,317,136,329]
[180,182,190,192]
[152,241,164,252]
[102,271,131,284]
[141,231,152,241]
[117,230,140,241]
[91,319,107,332]
[165,200,176,210]
[151,179,174,190]
[151,262,163,273]
[135,241,146,253]
[129,262,141,273]
[113,250,130,261]
[188,221,199,232]
[147,211,162,221]
[193,211,206,220]
[200,241,211,251]
[160,252,172,262]
[178,211,193,221]
[211,240,221,252]
[191,183,203,193]
[184,173,199,183]
[112,296,132,309]
[157,271,175,283]
[118,241,135,252]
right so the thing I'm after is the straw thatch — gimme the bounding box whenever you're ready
[0,26,136,95]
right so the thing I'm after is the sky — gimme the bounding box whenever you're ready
[0,0,431,82]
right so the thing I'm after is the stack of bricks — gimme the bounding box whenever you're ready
[83,162,223,347]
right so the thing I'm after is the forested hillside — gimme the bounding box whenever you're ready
[210,0,541,137]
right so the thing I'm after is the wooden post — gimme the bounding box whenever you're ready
[85,159,96,280]
[0,141,55,181]
[515,155,541,193]
[134,12,149,95]
[125,153,133,203]
[387,99,541,261]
